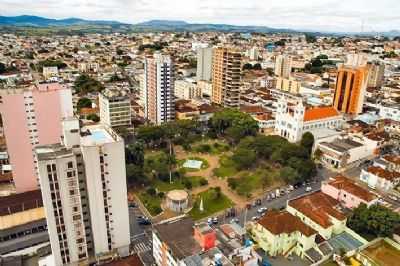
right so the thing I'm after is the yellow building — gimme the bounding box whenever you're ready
[212,47,241,107]
[275,77,301,94]
[250,210,317,258]
[334,66,369,115]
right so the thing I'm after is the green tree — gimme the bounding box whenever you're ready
[86,114,100,122]
[300,132,314,157]
[77,97,92,111]
[126,142,145,166]
[74,74,104,94]
[126,163,148,186]
[231,148,257,170]
[280,166,298,184]
[242,63,253,70]
[347,204,400,238]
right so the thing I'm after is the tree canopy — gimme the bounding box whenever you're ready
[347,204,400,238]
[77,97,92,111]
[209,109,259,144]
[74,74,104,94]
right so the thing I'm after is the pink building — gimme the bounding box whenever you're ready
[321,175,378,209]
[0,83,73,193]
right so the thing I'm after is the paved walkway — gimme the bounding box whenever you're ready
[175,146,248,208]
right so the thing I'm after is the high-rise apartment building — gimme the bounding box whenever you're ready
[196,47,213,82]
[35,118,130,266]
[211,47,242,108]
[99,89,132,128]
[144,54,175,125]
[0,83,73,193]
[274,55,292,78]
[333,66,369,115]
[367,61,385,88]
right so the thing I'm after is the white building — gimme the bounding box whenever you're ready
[35,119,130,266]
[197,80,212,97]
[43,66,59,80]
[175,80,201,100]
[144,53,175,125]
[379,103,400,122]
[360,166,400,191]
[99,89,132,128]
[275,98,343,143]
[196,47,213,82]
[274,55,292,78]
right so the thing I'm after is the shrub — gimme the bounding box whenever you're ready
[199,178,208,186]
[227,178,238,189]
[146,187,156,196]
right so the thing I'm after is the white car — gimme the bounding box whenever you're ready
[306,186,312,192]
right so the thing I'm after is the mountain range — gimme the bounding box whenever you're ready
[0,15,399,36]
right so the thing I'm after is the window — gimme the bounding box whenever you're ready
[67,162,73,169]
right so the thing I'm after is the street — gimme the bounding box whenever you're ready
[209,167,336,227]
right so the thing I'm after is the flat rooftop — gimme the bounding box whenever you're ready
[320,138,363,153]
[80,125,118,146]
[0,190,43,216]
[154,217,201,260]
[35,143,74,161]
[360,239,400,266]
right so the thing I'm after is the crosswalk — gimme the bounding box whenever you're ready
[131,238,152,254]
[133,242,152,253]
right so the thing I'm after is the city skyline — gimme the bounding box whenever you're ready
[1,0,400,32]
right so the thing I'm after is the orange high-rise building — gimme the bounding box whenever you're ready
[333,66,369,115]
[212,47,241,107]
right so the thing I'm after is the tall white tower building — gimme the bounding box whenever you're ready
[144,53,175,125]
[196,47,213,82]
[274,55,292,78]
[35,118,130,266]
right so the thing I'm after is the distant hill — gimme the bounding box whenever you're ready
[0,15,125,27]
[0,15,398,36]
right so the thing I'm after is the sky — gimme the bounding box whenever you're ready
[1,0,399,32]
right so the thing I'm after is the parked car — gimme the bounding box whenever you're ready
[246,204,252,210]
[256,199,262,205]
[230,218,239,224]
[207,218,213,225]
[251,216,260,221]
[306,186,312,192]
[270,193,275,199]
[137,216,151,225]
[212,217,218,224]
[128,202,137,208]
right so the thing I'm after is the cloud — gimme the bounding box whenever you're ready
[0,0,399,32]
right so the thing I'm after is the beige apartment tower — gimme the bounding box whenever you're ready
[211,47,242,108]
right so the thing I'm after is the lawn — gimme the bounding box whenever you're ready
[213,155,237,178]
[191,139,230,155]
[152,176,208,192]
[228,166,281,197]
[189,187,233,220]
[138,192,163,216]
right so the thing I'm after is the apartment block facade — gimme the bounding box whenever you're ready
[0,83,73,193]
[144,54,175,125]
[99,89,132,128]
[333,66,369,115]
[211,47,241,108]
[35,118,130,266]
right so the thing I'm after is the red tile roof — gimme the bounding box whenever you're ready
[366,166,400,181]
[327,175,377,202]
[289,191,346,228]
[258,210,317,237]
[304,106,340,122]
